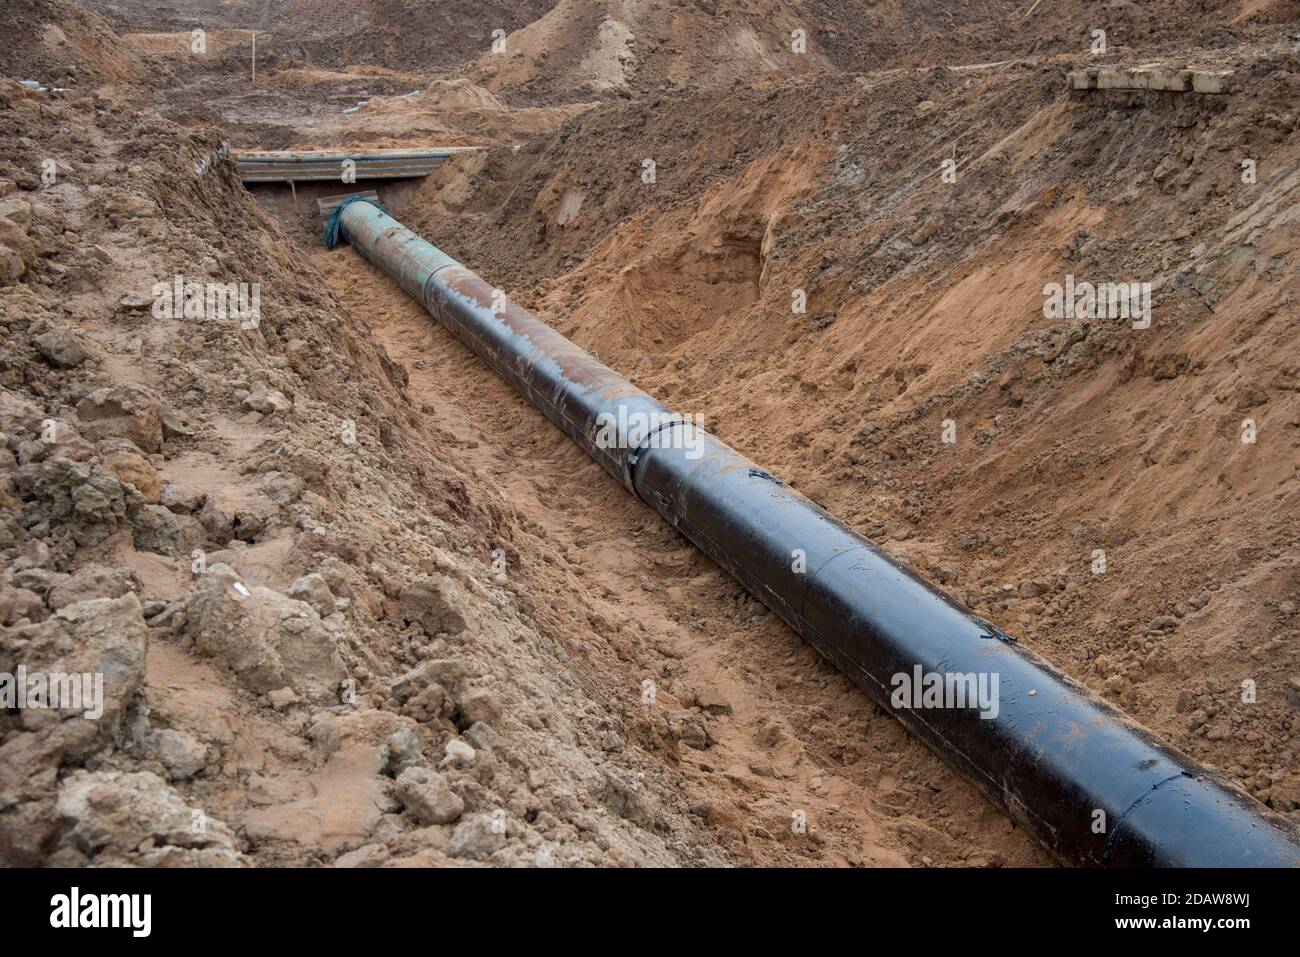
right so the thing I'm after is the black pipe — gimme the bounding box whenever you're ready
[329,198,1300,867]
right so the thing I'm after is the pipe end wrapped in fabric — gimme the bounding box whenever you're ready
[322,195,388,250]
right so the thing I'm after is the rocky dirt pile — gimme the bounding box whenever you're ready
[0,0,149,89]
[0,2,754,868]
[83,0,560,73]
[461,0,1300,99]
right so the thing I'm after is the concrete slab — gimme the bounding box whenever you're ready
[1068,70,1095,90]
[1191,70,1233,94]
[1069,65,1227,95]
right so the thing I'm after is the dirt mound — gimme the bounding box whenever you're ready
[86,0,561,73]
[404,78,508,112]
[0,0,148,88]
[338,0,561,72]
[403,75,854,284]
[462,0,1299,98]
[802,0,1297,74]
[465,0,830,97]
[124,29,256,59]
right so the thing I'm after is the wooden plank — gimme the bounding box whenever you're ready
[316,190,379,216]
[236,159,446,183]
[232,146,469,183]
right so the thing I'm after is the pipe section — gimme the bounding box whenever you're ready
[330,198,1300,867]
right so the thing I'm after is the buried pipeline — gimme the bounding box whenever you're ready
[324,197,1300,867]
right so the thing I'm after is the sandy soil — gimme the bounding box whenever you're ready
[1,0,1297,869]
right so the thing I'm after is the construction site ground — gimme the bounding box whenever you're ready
[1,0,1297,868]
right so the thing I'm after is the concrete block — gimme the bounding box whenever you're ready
[1067,70,1095,91]
[1138,68,1191,92]
[1096,69,1130,90]
[1191,70,1233,94]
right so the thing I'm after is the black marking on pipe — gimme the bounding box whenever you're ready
[1103,771,1190,866]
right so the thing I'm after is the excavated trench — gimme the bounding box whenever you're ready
[305,225,1053,867]
[307,198,1300,866]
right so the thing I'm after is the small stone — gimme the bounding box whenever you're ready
[335,844,388,868]
[446,813,506,861]
[159,482,205,514]
[197,487,277,544]
[694,689,732,716]
[184,564,346,702]
[131,504,200,557]
[1152,155,1180,183]
[47,564,139,610]
[0,586,46,625]
[390,658,465,702]
[117,291,153,313]
[440,738,476,768]
[675,713,712,750]
[0,244,25,284]
[241,387,291,415]
[75,384,164,452]
[286,573,338,619]
[394,767,464,825]
[0,195,32,228]
[147,728,209,781]
[909,216,941,245]
[34,328,89,368]
[397,575,469,636]
[380,726,423,777]
[1285,678,1300,712]
[458,687,502,725]
[55,769,243,866]
[141,599,169,618]
[160,411,195,439]
[98,439,160,503]
[267,687,300,711]
[462,721,501,752]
